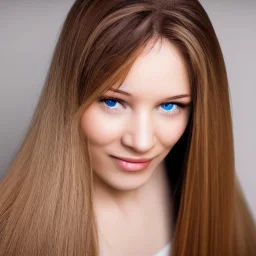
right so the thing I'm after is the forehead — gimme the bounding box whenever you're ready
[117,38,190,97]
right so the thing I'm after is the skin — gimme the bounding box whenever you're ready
[81,38,191,255]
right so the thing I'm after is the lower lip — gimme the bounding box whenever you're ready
[112,157,152,172]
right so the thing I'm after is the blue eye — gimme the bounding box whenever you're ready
[98,97,188,115]
[160,103,177,112]
[104,99,120,108]
[99,97,125,109]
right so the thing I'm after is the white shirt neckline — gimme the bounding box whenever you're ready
[154,242,172,256]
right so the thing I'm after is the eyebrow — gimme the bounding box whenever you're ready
[109,88,191,100]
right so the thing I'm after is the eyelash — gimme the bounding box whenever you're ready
[98,97,189,115]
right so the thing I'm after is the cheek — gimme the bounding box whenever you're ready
[156,115,189,147]
[80,105,122,145]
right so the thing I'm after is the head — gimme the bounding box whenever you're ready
[1,0,255,256]
[81,37,192,192]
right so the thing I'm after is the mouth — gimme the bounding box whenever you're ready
[110,155,153,163]
[110,155,153,172]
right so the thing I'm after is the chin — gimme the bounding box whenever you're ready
[114,182,145,191]
[105,172,152,192]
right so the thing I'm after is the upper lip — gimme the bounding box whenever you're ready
[111,155,153,163]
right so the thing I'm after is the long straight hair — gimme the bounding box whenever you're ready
[0,0,255,255]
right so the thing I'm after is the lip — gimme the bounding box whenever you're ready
[110,156,153,163]
[110,156,153,172]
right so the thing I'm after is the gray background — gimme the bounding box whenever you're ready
[0,1,255,219]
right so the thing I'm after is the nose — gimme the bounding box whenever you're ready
[121,112,156,153]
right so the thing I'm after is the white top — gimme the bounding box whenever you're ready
[154,242,172,256]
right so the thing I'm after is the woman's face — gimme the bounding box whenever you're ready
[81,38,191,191]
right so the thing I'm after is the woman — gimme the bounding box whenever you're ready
[0,0,255,255]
